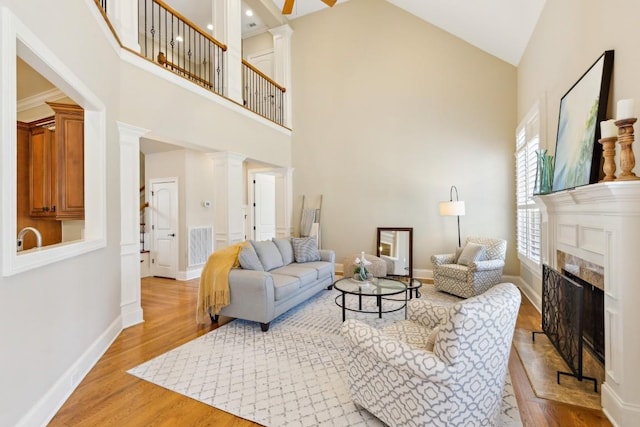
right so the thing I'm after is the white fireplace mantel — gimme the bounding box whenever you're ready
[535,181,640,427]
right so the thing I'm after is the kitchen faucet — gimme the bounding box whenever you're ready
[17,227,42,252]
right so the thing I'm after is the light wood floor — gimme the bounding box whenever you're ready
[49,277,612,426]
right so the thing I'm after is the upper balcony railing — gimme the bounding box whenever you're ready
[93,0,287,127]
[242,60,286,126]
[139,0,226,95]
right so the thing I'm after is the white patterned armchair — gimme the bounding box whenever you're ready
[341,283,520,427]
[431,236,507,298]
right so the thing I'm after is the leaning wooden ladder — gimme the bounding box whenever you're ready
[300,195,323,248]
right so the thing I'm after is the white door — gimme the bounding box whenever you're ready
[253,173,276,241]
[150,179,178,279]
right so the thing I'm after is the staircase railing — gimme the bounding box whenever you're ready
[242,60,286,126]
[138,0,227,95]
[93,0,289,127]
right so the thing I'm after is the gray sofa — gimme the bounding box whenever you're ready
[213,237,335,331]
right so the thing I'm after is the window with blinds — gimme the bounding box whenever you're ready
[515,103,542,266]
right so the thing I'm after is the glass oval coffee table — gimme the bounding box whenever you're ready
[333,277,407,321]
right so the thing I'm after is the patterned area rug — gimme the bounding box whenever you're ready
[129,285,522,426]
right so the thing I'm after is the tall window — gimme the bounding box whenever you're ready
[515,102,542,267]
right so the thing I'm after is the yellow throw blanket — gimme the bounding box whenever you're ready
[196,242,246,324]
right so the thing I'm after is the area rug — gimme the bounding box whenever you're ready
[129,285,522,426]
[512,328,604,410]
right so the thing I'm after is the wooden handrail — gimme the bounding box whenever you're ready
[242,59,286,93]
[151,0,227,51]
[158,52,213,88]
[140,202,149,212]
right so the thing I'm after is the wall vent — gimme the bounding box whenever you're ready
[188,226,213,267]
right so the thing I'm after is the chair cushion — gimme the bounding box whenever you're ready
[436,264,470,280]
[457,242,485,266]
[271,273,301,301]
[382,320,436,352]
[272,238,294,265]
[270,264,318,287]
[251,240,284,271]
[292,236,321,263]
[299,260,334,280]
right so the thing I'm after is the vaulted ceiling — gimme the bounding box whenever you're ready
[166,0,546,66]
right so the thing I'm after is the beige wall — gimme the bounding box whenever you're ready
[517,0,640,292]
[145,149,216,274]
[242,31,273,60]
[290,0,518,274]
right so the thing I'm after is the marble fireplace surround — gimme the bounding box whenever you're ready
[536,181,640,426]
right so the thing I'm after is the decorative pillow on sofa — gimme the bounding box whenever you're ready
[238,243,264,271]
[272,237,294,265]
[453,246,464,263]
[291,236,321,263]
[457,242,486,266]
[251,240,285,271]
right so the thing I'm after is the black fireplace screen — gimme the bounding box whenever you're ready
[541,264,585,380]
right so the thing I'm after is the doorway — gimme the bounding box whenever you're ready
[149,178,178,279]
[251,172,276,241]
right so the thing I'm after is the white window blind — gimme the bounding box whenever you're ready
[515,104,542,265]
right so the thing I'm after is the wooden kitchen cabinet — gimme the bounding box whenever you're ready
[28,102,84,220]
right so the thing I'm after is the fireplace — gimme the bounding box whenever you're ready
[557,250,605,363]
[534,181,640,425]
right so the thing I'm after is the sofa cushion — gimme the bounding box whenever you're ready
[457,242,485,266]
[437,263,470,280]
[251,240,284,271]
[297,261,333,280]
[272,237,294,265]
[271,265,318,287]
[238,244,264,271]
[271,274,301,301]
[291,236,321,263]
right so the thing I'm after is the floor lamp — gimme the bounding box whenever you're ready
[439,185,466,247]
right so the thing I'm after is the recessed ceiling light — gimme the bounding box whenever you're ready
[176,35,183,42]
[245,9,254,17]
[207,23,214,30]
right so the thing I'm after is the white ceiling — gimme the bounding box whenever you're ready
[165,0,545,65]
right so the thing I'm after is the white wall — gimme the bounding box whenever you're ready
[0,1,121,425]
[290,0,518,275]
[517,0,640,297]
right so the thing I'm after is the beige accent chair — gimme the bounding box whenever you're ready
[431,236,507,298]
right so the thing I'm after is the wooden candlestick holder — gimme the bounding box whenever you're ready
[614,118,640,181]
[599,136,618,181]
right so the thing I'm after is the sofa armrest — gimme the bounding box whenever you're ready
[431,253,456,266]
[468,259,505,272]
[319,249,335,263]
[341,319,453,382]
[222,269,276,323]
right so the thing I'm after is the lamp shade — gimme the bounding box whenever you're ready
[439,200,466,216]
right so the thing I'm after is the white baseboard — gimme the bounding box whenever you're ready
[16,316,122,427]
[121,303,144,328]
[177,266,203,281]
[601,382,640,427]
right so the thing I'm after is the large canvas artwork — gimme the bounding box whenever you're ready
[552,50,614,192]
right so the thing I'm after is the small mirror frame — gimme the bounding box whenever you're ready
[376,227,413,281]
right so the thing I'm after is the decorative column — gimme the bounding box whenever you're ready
[107,0,141,52]
[274,167,294,238]
[209,151,246,248]
[118,122,149,328]
[269,25,293,127]
[598,137,618,181]
[614,118,639,180]
[212,0,243,103]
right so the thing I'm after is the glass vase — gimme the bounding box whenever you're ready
[535,149,554,195]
